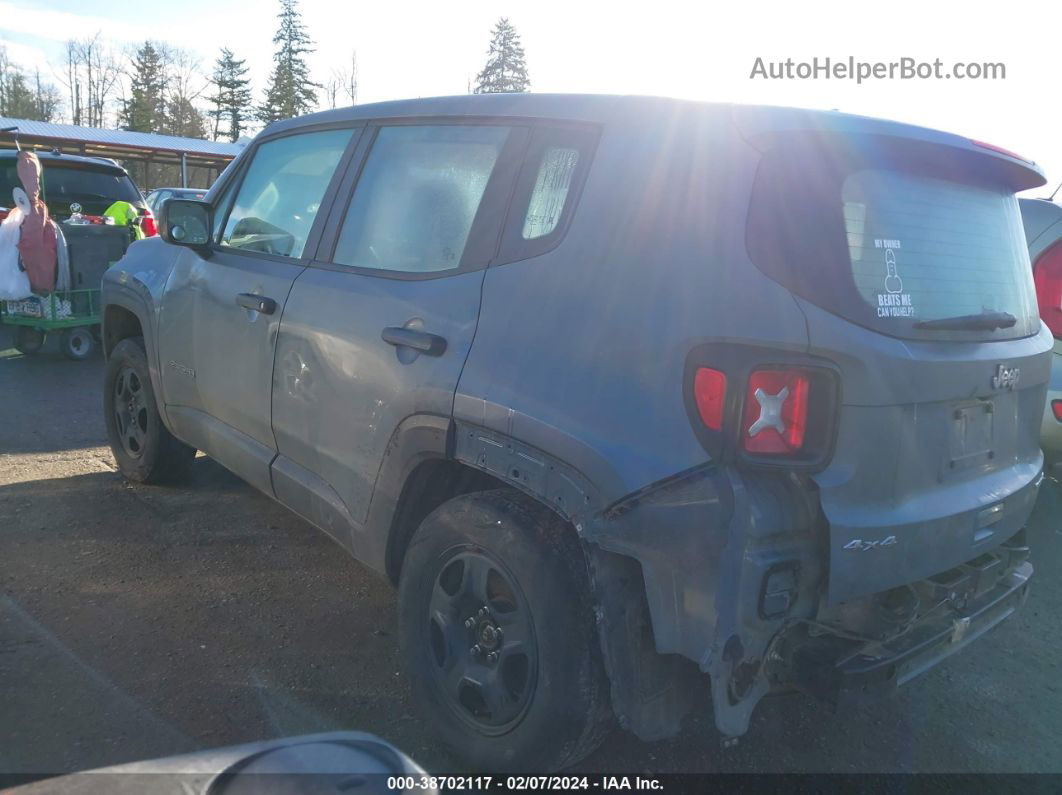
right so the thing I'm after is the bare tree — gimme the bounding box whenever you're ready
[165,48,208,137]
[0,46,62,122]
[60,34,121,127]
[324,49,357,109]
[33,70,62,122]
[64,41,81,124]
[0,46,10,113]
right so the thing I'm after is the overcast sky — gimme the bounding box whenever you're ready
[2,0,1060,195]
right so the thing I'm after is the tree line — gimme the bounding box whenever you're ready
[0,1,531,142]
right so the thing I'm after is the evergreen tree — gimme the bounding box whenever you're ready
[1,70,40,119]
[207,48,253,141]
[122,41,168,133]
[474,18,530,94]
[258,0,319,123]
[166,95,207,139]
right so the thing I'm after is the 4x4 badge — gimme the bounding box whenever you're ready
[991,364,1020,391]
[843,535,898,552]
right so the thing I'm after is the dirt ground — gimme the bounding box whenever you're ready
[2,338,1061,777]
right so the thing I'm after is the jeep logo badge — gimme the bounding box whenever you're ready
[991,364,1020,391]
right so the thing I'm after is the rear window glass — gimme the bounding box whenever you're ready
[747,148,1038,341]
[0,162,141,208]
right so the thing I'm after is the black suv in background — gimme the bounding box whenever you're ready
[0,149,155,233]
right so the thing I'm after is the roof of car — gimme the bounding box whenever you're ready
[264,93,712,135]
[259,93,1044,188]
[0,148,128,173]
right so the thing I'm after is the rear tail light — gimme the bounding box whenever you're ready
[1033,240,1062,338]
[693,368,727,431]
[1052,400,1062,422]
[687,358,838,468]
[741,368,810,454]
[0,208,8,221]
[141,208,158,237]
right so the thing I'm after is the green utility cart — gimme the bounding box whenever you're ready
[3,224,133,360]
[2,287,102,360]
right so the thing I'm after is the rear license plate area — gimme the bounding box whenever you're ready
[4,299,42,317]
[946,402,994,473]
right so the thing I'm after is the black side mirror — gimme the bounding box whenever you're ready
[158,198,213,251]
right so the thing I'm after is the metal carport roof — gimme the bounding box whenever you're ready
[0,117,245,185]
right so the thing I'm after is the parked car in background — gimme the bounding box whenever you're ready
[100,95,1048,771]
[0,150,156,235]
[1021,197,1062,460]
[145,187,206,214]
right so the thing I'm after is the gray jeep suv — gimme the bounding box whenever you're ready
[100,94,1049,771]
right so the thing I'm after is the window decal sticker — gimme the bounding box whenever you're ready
[874,238,915,317]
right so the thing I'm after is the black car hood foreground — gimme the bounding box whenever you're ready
[4,732,430,795]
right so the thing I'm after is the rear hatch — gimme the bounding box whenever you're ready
[736,106,1051,603]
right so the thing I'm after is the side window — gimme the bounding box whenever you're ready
[221,128,353,258]
[331,125,513,274]
[522,147,580,239]
[499,125,597,264]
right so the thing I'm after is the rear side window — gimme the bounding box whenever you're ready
[497,125,597,264]
[221,128,353,258]
[747,145,1038,341]
[331,125,512,274]
[522,146,580,239]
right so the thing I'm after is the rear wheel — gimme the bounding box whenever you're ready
[398,490,613,772]
[104,337,195,483]
[60,326,94,360]
[13,326,44,355]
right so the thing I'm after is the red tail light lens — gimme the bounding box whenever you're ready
[0,208,8,221]
[693,367,727,431]
[141,209,158,237]
[741,368,810,454]
[1034,240,1062,338]
[1052,400,1062,422]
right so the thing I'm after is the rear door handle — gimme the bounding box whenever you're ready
[236,293,277,315]
[381,327,447,357]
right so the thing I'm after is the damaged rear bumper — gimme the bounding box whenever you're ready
[790,554,1032,707]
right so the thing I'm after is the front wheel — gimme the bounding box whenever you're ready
[398,490,613,772]
[104,337,195,483]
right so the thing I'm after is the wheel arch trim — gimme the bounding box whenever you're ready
[101,284,174,435]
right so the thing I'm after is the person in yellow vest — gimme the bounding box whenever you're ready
[103,200,145,241]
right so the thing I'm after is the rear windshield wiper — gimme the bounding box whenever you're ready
[914,311,1017,331]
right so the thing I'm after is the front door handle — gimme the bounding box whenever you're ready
[381,326,447,357]
[236,293,277,315]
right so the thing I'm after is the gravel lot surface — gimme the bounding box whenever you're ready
[2,342,1060,775]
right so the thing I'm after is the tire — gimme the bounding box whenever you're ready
[398,489,613,772]
[13,326,45,355]
[104,337,195,483]
[60,326,94,360]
